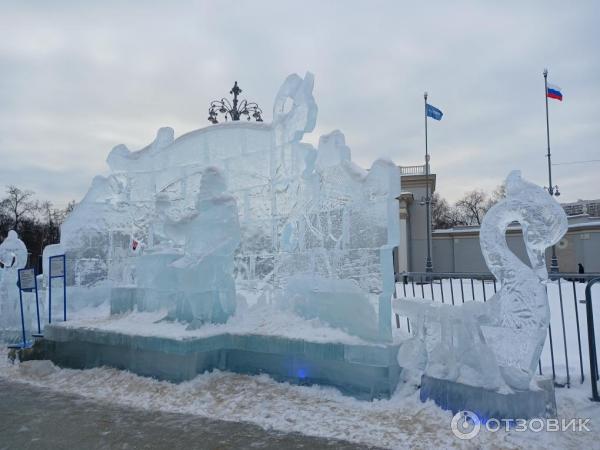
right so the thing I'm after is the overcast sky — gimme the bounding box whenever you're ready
[1,1,599,207]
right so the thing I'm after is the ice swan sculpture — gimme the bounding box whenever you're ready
[393,171,568,391]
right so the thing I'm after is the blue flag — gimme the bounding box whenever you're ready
[426,103,443,120]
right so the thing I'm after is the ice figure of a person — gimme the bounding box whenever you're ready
[169,166,241,328]
[0,230,27,268]
[0,231,28,328]
[0,230,28,282]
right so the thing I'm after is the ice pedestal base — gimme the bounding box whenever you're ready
[420,374,557,421]
[41,324,402,400]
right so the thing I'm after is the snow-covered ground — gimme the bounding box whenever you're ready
[2,279,600,448]
[1,352,599,449]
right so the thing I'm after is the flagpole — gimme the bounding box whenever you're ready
[544,68,559,273]
[424,91,433,273]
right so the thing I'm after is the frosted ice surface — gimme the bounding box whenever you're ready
[285,276,379,341]
[0,231,27,272]
[0,231,36,333]
[50,72,400,341]
[156,166,240,327]
[272,72,317,144]
[316,130,351,168]
[394,171,568,390]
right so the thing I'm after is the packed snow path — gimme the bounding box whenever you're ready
[0,378,368,450]
[1,353,598,449]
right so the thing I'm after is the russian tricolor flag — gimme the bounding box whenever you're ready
[547,84,563,101]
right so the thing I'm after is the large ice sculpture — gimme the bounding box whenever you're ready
[0,231,32,333]
[394,171,568,390]
[51,72,400,341]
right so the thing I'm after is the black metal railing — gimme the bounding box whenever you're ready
[585,278,600,401]
[394,271,600,400]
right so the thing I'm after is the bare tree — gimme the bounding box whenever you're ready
[40,200,53,223]
[0,186,74,271]
[485,183,507,211]
[31,200,62,256]
[432,192,464,229]
[455,190,489,226]
[491,183,507,202]
[0,207,9,239]
[64,200,77,216]
[430,183,508,230]
[0,185,38,232]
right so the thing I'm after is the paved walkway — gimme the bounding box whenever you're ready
[0,379,375,449]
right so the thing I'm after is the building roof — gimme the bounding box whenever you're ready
[433,215,600,236]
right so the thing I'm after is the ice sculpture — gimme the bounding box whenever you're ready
[163,167,240,328]
[51,72,400,341]
[0,231,27,269]
[394,171,568,390]
[0,231,30,332]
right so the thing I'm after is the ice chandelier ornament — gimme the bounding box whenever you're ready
[394,171,568,391]
[208,81,263,124]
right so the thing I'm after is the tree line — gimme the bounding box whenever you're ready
[0,185,75,268]
[431,184,506,229]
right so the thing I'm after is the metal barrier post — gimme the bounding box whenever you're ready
[17,270,27,348]
[48,269,52,324]
[8,267,37,349]
[34,270,41,335]
[63,255,67,321]
[585,278,600,401]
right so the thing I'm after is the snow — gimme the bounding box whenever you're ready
[1,352,598,449]
[50,299,394,346]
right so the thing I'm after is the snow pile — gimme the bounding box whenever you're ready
[1,353,598,449]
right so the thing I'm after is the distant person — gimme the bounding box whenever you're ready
[578,263,585,283]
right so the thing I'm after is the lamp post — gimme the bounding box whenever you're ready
[543,69,560,273]
[424,91,433,273]
[208,81,263,124]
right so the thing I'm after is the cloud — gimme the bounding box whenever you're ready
[0,0,599,206]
